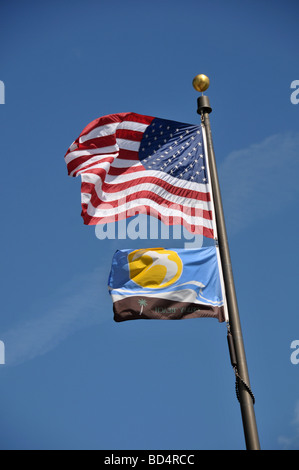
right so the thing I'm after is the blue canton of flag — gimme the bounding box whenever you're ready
[139,117,208,185]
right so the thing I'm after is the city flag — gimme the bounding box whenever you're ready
[108,246,227,322]
[64,112,214,238]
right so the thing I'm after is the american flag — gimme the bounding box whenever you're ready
[64,112,215,238]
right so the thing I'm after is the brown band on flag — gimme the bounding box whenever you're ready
[113,296,225,323]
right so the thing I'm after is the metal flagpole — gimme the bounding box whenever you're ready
[192,74,260,450]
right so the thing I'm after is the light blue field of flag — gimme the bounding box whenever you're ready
[108,246,225,310]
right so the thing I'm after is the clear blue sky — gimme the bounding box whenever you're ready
[0,0,299,450]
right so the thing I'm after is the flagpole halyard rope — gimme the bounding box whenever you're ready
[233,365,255,405]
[226,322,255,405]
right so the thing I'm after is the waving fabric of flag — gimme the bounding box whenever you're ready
[108,247,227,323]
[64,112,214,238]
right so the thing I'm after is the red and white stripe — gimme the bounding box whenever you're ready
[64,112,214,238]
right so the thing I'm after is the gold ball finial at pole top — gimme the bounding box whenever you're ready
[192,74,210,93]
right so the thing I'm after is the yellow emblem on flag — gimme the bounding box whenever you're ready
[128,248,183,289]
